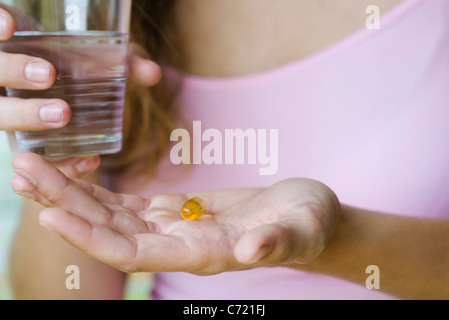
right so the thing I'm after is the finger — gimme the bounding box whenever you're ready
[39,208,190,273]
[0,8,15,40]
[128,53,161,87]
[11,175,53,206]
[0,52,56,89]
[13,153,152,235]
[74,178,151,212]
[51,156,101,179]
[11,174,37,201]
[0,97,70,131]
[234,222,305,265]
[39,208,139,271]
[10,157,101,201]
[13,179,154,236]
[12,153,113,223]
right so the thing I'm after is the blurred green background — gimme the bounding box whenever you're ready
[0,132,20,300]
[0,133,152,300]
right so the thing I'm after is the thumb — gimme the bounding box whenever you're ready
[234,222,306,266]
[51,156,101,179]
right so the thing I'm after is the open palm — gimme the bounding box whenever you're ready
[12,153,340,275]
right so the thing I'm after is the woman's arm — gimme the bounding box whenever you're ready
[296,205,449,300]
[9,171,127,300]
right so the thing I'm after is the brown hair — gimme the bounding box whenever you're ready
[101,0,181,179]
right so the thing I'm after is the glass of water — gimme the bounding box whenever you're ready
[0,0,132,157]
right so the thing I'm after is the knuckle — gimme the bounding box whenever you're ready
[117,236,140,273]
[103,206,117,229]
[45,175,71,205]
[0,53,54,88]
[12,152,39,172]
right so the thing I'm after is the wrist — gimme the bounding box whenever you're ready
[288,204,351,272]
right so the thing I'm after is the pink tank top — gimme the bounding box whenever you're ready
[118,0,449,299]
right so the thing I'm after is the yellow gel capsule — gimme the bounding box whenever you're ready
[181,197,207,220]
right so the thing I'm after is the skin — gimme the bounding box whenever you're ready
[12,153,340,274]
[4,0,449,300]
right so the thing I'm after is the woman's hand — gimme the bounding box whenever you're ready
[0,9,69,132]
[0,9,159,131]
[11,153,340,275]
[0,8,160,178]
[0,8,93,177]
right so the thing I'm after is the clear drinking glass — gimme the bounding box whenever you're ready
[0,0,132,157]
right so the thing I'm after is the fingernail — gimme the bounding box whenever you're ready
[12,175,36,199]
[16,191,36,201]
[0,13,7,36]
[39,103,64,123]
[25,61,50,83]
[249,245,272,264]
[14,169,37,186]
[75,157,98,173]
[39,220,55,232]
